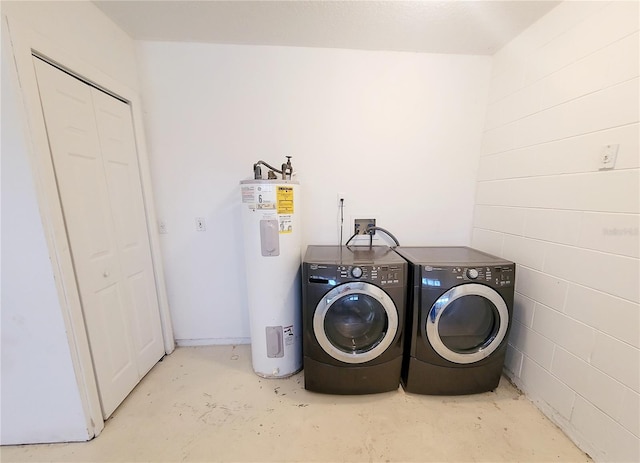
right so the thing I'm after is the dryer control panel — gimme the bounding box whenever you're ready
[421,264,514,289]
[308,264,405,287]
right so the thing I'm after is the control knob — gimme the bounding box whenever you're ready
[351,267,363,278]
[466,268,479,279]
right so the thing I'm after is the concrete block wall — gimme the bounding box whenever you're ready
[471,2,639,462]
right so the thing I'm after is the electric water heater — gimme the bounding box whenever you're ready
[239,171,302,378]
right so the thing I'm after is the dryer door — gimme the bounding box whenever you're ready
[425,283,508,364]
[313,282,398,364]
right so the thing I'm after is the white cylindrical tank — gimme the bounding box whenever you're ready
[239,179,302,377]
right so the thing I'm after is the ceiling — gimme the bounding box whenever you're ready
[94,0,561,55]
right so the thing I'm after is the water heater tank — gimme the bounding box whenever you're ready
[239,179,302,377]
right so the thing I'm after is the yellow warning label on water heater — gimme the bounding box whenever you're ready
[277,186,294,214]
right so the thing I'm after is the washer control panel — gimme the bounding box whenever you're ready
[466,268,479,279]
[351,266,363,278]
[308,264,404,287]
[422,264,514,288]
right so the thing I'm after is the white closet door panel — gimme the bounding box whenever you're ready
[91,89,165,374]
[64,154,113,267]
[33,59,139,418]
[129,272,157,349]
[94,284,135,377]
[39,82,114,279]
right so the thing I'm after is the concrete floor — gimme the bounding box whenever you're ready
[2,345,591,462]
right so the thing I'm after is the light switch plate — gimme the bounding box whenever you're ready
[195,217,206,231]
[158,220,167,234]
[599,144,619,170]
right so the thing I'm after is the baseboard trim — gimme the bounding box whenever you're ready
[175,338,251,347]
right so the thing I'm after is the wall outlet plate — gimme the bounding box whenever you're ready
[354,218,376,235]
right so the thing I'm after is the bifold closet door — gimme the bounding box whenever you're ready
[33,58,164,419]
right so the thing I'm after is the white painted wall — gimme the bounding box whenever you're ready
[135,42,491,344]
[1,0,147,444]
[2,1,139,92]
[1,25,88,445]
[471,2,639,462]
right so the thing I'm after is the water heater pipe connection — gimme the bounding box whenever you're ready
[253,156,293,180]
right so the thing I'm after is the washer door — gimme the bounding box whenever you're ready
[314,282,398,364]
[425,284,508,364]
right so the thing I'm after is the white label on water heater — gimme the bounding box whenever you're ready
[283,325,295,346]
[242,184,277,210]
[241,185,255,203]
[256,185,275,210]
[278,215,293,234]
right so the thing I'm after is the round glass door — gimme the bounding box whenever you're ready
[426,284,508,364]
[314,282,398,364]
